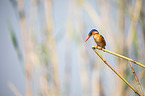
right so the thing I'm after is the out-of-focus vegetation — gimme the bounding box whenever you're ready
[1,0,145,96]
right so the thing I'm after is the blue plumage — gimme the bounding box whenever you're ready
[101,35,104,39]
[88,29,99,35]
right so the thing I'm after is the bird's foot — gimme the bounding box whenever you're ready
[95,46,104,50]
[100,47,103,50]
[95,46,98,49]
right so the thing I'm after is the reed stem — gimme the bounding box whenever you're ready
[128,61,144,96]
[92,47,141,96]
[92,46,145,68]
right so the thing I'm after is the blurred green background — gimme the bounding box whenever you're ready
[0,0,145,96]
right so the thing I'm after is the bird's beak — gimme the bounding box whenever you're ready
[85,36,90,42]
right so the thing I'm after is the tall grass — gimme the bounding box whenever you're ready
[7,0,145,96]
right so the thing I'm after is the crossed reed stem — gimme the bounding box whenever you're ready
[128,61,144,96]
[92,46,144,96]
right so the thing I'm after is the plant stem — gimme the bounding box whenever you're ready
[92,46,145,68]
[128,61,144,96]
[92,47,141,96]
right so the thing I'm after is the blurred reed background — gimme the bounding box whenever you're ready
[0,0,145,96]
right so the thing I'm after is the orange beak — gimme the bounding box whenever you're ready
[85,36,91,42]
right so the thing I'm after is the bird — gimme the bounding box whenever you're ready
[85,29,106,49]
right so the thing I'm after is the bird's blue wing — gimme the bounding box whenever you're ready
[101,35,105,39]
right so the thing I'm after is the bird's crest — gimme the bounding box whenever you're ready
[89,29,99,35]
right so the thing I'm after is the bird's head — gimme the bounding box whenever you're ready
[85,29,99,42]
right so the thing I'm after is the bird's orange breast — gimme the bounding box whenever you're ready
[93,34,106,48]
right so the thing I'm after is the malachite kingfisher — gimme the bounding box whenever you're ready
[85,29,106,49]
